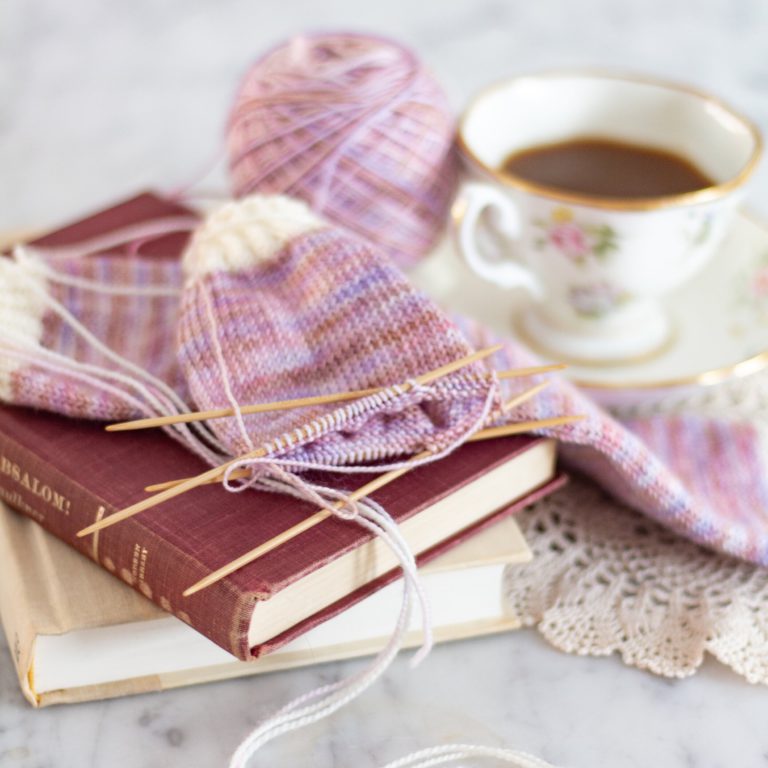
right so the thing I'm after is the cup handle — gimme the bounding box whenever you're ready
[453,182,543,298]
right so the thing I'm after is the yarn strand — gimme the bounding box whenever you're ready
[14,248,181,297]
[228,494,428,768]
[19,216,197,260]
[227,479,563,768]
[380,745,561,768]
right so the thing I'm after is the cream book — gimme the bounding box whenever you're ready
[0,503,531,707]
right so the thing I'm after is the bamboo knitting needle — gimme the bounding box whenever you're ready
[181,450,433,597]
[77,344,505,538]
[500,379,552,413]
[182,411,585,597]
[151,413,581,493]
[105,363,567,432]
[144,381,556,493]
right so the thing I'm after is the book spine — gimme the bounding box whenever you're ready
[0,430,252,659]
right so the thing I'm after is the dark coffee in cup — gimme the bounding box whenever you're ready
[501,137,714,200]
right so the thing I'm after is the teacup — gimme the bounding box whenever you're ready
[453,72,762,363]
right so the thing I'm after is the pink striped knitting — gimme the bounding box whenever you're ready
[226,32,459,270]
[0,244,186,421]
[177,195,498,466]
[457,314,768,566]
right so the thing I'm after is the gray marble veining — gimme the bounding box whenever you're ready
[3,629,768,767]
[2,0,768,766]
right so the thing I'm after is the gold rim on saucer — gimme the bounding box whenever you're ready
[571,349,768,391]
[457,69,764,213]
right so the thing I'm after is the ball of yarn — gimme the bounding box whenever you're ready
[226,32,458,269]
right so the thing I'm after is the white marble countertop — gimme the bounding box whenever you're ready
[4,628,768,768]
[2,0,768,766]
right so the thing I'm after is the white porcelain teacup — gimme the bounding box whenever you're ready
[454,72,762,363]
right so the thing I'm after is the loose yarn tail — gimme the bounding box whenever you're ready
[226,471,563,768]
[236,467,434,662]
[21,216,197,260]
[220,356,438,767]
[228,491,427,768]
[227,478,565,768]
[380,745,561,768]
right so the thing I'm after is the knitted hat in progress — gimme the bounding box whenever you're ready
[178,195,498,465]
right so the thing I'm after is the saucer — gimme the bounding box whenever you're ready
[411,210,768,407]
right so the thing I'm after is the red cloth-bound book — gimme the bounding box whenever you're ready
[0,194,565,660]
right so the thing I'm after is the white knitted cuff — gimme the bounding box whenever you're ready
[183,194,325,278]
[0,251,48,401]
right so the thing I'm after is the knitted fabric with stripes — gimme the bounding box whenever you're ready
[457,314,768,566]
[0,245,185,422]
[177,195,498,465]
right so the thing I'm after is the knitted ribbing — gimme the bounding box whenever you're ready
[178,195,498,465]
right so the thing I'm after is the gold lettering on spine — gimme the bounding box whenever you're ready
[0,454,72,515]
[131,543,149,582]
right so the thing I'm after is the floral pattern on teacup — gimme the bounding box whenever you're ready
[568,282,631,319]
[534,207,619,265]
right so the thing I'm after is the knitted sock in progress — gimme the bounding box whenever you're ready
[177,195,498,465]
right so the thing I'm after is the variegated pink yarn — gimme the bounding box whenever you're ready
[226,32,458,270]
[177,195,497,468]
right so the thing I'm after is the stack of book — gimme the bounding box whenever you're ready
[0,195,565,707]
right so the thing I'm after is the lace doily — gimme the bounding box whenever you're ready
[504,370,768,684]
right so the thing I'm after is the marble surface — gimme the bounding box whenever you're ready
[5,629,768,768]
[2,0,768,766]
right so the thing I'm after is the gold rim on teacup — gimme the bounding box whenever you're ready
[457,69,764,212]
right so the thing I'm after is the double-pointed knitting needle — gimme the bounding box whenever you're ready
[183,409,584,597]
[144,380,556,493]
[77,344,505,538]
[105,363,567,432]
